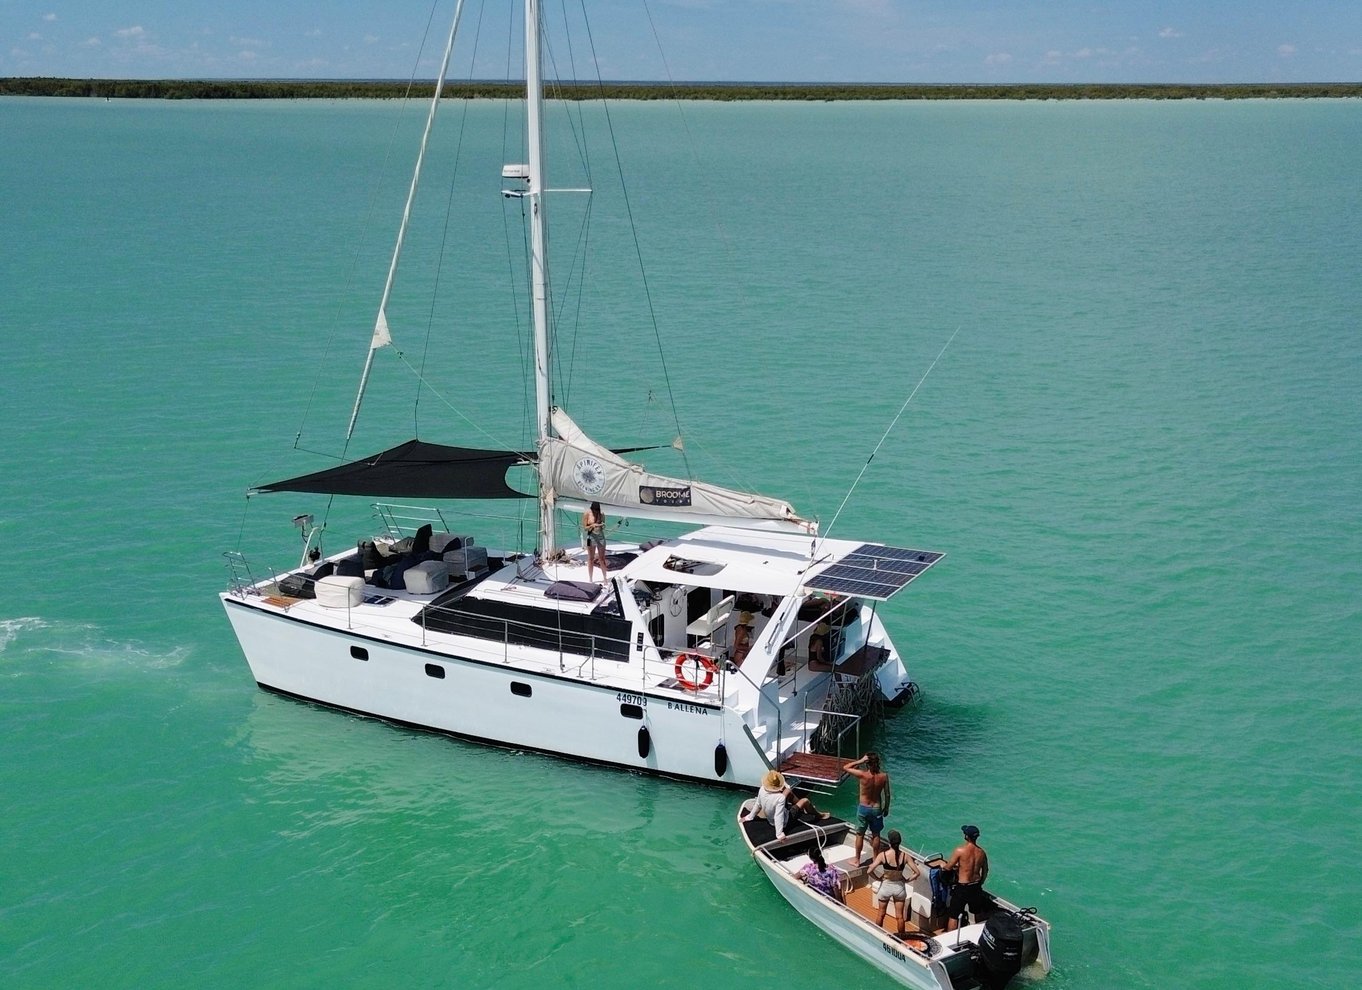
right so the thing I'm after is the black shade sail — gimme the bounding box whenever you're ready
[253,440,532,500]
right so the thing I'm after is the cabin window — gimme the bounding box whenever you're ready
[424,663,446,679]
[350,646,369,661]
[619,703,644,720]
[511,682,532,697]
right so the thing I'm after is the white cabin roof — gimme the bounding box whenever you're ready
[628,527,875,598]
[464,526,942,609]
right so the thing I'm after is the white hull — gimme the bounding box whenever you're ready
[222,524,933,789]
[223,591,770,786]
[756,855,955,990]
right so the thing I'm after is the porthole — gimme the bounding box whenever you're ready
[620,703,644,720]
[511,682,532,697]
[425,663,446,679]
[350,646,369,661]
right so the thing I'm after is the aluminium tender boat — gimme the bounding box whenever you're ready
[738,800,1052,989]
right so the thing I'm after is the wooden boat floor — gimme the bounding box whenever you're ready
[841,883,926,933]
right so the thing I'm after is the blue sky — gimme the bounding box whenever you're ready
[3,1,1360,84]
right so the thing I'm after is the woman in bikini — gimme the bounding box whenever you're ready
[869,829,920,936]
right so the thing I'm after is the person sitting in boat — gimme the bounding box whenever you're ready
[943,824,990,931]
[582,501,608,582]
[869,829,920,937]
[731,611,755,666]
[794,846,846,903]
[738,770,829,840]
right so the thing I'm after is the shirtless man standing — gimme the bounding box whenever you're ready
[844,752,891,865]
[944,824,990,930]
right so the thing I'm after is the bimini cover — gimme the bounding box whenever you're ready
[254,439,531,500]
[540,409,814,534]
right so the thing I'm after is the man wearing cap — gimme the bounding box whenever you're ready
[944,824,990,931]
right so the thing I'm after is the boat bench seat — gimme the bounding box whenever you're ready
[784,843,861,884]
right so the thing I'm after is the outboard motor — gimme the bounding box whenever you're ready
[976,910,1025,990]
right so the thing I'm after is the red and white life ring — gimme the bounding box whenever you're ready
[674,653,718,692]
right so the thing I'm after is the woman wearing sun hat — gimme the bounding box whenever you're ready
[738,769,828,839]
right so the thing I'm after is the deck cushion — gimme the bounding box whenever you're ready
[404,559,450,595]
[315,575,364,608]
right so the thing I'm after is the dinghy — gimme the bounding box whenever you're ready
[738,798,1052,989]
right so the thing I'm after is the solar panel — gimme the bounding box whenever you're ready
[805,544,944,601]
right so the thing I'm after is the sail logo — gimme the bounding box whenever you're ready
[640,484,691,507]
[572,456,606,495]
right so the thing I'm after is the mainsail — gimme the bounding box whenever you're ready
[540,409,815,534]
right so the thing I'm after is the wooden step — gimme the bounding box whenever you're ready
[779,751,848,786]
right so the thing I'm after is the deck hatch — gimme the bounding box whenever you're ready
[805,544,944,601]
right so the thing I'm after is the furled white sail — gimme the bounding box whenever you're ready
[540,409,815,534]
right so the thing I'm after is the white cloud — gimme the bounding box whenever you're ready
[115,26,145,39]
[363,34,379,45]
[28,32,41,40]
[44,13,57,21]
[1277,44,1296,57]
[1041,45,1133,67]
[985,52,1012,66]
[238,50,258,61]
[306,29,322,38]
[1159,27,1182,39]
[82,36,101,48]
[230,35,266,48]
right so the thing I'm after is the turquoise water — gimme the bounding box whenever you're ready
[2,95,1359,988]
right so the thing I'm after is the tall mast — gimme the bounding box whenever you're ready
[525,0,556,556]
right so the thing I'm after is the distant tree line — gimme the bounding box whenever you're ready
[4,77,1361,101]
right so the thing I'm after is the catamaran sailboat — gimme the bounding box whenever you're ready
[220,0,943,789]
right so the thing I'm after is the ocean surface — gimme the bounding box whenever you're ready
[2,94,1359,989]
